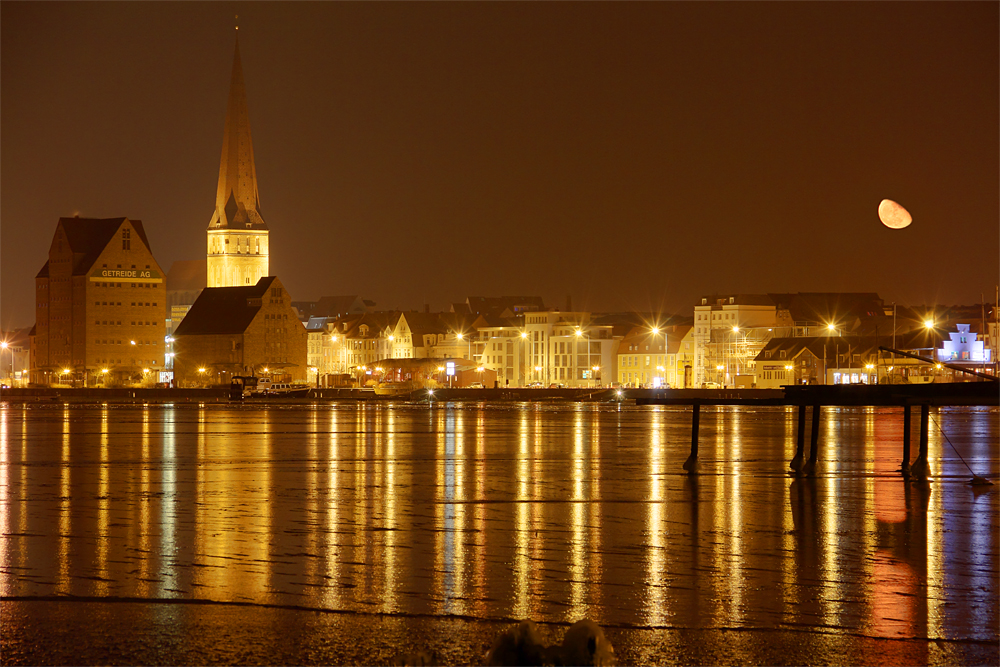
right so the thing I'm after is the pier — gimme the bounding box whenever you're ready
[637,382,999,477]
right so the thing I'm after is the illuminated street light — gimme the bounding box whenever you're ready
[130,340,136,346]
[924,319,935,329]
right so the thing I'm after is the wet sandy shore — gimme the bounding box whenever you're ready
[4,599,997,666]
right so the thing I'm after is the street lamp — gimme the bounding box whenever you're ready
[534,366,542,386]
[575,327,591,387]
[0,341,9,389]
[592,365,601,387]
[785,364,794,385]
[656,365,665,388]
[715,364,724,387]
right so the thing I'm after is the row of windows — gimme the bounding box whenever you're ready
[620,355,664,367]
[95,359,159,366]
[94,339,156,346]
[624,343,663,351]
[94,281,159,289]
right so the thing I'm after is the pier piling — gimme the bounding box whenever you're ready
[901,404,912,476]
[790,404,806,472]
[804,405,821,476]
[911,404,931,478]
[683,403,700,473]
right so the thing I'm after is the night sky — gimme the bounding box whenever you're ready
[2,2,997,329]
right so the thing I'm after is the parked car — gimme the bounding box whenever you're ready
[468,382,485,389]
[526,382,544,388]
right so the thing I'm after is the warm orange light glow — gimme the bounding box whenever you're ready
[732,325,739,332]
[827,324,836,331]
[521,332,528,339]
[456,333,464,340]
[198,368,206,373]
[924,319,934,329]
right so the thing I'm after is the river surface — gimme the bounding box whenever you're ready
[1,402,997,653]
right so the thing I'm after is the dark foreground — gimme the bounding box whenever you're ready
[4,599,996,666]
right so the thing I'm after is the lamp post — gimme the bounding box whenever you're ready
[785,364,794,385]
[0,341,8,393]
[575,327,591,387]
[521,331,529,387]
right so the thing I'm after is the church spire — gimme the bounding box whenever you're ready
[209,36,266,231]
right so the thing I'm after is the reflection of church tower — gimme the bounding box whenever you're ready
[206,37,269,288]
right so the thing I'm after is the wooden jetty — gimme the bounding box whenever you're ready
[636,382,999,477]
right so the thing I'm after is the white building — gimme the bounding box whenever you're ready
[692,295,776,387]
[523,311,617,387]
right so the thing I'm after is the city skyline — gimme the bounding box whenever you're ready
[2,2,998,330]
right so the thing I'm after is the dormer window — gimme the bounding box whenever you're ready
[122,228,131,250]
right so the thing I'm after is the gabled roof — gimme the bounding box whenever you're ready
[36,261,50,279]
[399,312,451,341]
[55,217,152,276]
[173,276,277,336]
[341,312,399,339]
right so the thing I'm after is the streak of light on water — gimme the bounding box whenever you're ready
[0,401,996,644]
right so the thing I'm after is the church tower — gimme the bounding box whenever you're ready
[206,36,269,288]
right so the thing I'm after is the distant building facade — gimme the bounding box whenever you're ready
[172,277,307,386]
[31,217,166,386]
[206,38,269,289]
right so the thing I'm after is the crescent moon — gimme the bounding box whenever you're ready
[879,199,912,229]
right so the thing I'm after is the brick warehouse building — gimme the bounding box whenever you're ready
[171,276,307,387]
[31,217,166,386]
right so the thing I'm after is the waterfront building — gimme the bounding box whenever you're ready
[293,296,371,322]
[329,312,400,383]
[0,328,31,387]
[616,324,692,388]
[164,259,207,370]
[31,217,166,387]
[692,294,776,387]
[206,38,269,288]
[523,311,616,387]
[938,323,991,364]
[171,277,306,386]
[477,317,530,387]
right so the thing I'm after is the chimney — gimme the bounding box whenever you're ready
[566,294,573,312]
[425,303,430,314]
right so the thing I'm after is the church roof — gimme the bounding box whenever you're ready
[174,276,278,336]
[209,38,266,231]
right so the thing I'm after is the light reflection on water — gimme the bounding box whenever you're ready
[0,402,997,642]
